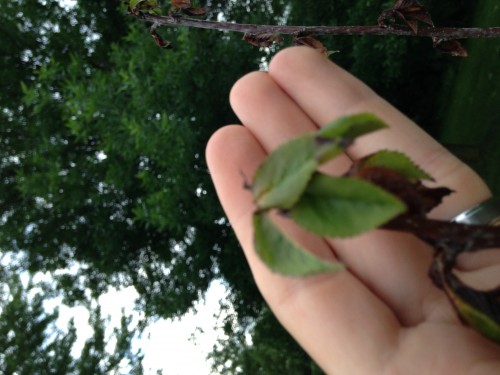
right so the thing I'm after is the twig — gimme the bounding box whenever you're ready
[384,215,500,251]
[138,13,500,39]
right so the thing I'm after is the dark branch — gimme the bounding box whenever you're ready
[137,13,500,39]
[384,215,500,251]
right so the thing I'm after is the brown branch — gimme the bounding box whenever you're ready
[384,215,500,251]
[137,13,500,39]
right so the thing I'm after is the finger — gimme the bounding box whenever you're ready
[229,70,352,173]
[268,47,491,220]
[206,125,402,374]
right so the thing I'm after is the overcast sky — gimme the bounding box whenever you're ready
[51,280,228,374]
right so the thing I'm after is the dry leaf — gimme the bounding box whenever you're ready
[171,0,191,9]
[182,7,210,16]
[433,38,468,57]
[242,33,283,47]
[394,0,434,26]
[292,36,328,55]
[378,0,434,34]
[150,30,173,49]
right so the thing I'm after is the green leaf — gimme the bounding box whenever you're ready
[252,135,344,210]
[360,150,434,182]
[253,212,344,276]
[290,173,407,237]
[318,113,388,140]
[251,113,388,210]
[129,0,144,10]
[129,0,161,14]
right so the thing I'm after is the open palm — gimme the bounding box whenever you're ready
[206,47,500,374]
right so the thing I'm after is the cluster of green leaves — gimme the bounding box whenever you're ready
[251,113,411,275]
[2,0,288,370]
[250,113,500,344]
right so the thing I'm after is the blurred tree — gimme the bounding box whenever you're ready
[209,305,323,375]
[0,260,143,374]
[1,0,267,318]
[437,0,500,194]
[286,0,477,136]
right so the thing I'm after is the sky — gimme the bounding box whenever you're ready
[58,0,77,9]
[47,279,230,374]
[7,247,230,375]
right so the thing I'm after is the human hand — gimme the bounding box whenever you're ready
[206,47,500,374]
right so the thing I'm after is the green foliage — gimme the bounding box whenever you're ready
[253,212,343,276]
[290,173,406,237]
[1,0,268,319]
[128,0,162,15]
[2,0,275,369]
[251,135,335,210]
[250,114,408,276]
[358,150,434,182]
[252,113,387,210]
[250,112,500,342]
[317,112,388,140]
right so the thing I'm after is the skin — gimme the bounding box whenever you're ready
[205,47,500,374]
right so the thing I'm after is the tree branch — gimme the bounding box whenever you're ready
[137,13,500,39]
[384,215,500,251]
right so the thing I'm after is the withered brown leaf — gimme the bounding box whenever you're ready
[433,38,468,57]
[171,0,191,9]
[394,0,434,25]
[242,33,283,47]
[182,7,210,16]
[150,30,173,49]
[292,36,328,56]
[349,166,453,216]
[378,0,434,34]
